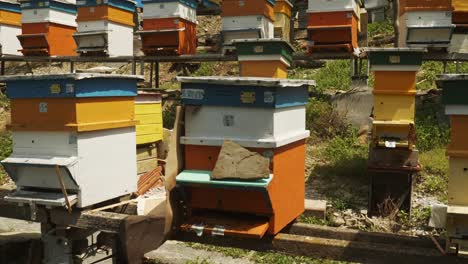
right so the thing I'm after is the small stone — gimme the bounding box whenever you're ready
[344,209,353,216]
[364,217,374,227]
[360,209,368,215]
[333,212,340,217]
[346,219,358,226]
[333,217,346,227]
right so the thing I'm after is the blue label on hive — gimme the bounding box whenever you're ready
[181,89,204,100]
[264,91,274,103]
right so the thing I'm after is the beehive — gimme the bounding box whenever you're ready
[74,0,135,56]
[139,0,198,55]
[307,0,361,53]
[1,74,142,209]
[398,0,454,48]
[449,31,468,54]
[453,0,468,24]
[0,0,22,55]
[19,0,77,56]
[221,0,275,21]
[364,0,388,22]
[177,76,314,238]
[221,15,274,44]
[437,74,468,253]
[273,0,292,41]
[135,91,163,145]
[367,48,424,149]
[232,39,294,78]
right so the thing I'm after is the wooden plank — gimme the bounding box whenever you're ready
[137,144,158,161]
[137,158,158,175]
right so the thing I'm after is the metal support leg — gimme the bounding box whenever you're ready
[70,62,74,73]
[155,62,160,88]
[139,60,144,76]
[131,60,136,75]
[443,61,448,73]
[1,61,5,75]
[149,62,154,88]
[456,61,460,73]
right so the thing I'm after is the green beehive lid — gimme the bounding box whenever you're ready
[232,39,294,65]
[366,48,426,71]
[438,74,468,106]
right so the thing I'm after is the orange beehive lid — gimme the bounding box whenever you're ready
[221,0,275,22]
[399,0,453,15]
[77,5,134,27]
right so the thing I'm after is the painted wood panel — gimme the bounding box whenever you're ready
[22,8,77,27]
[448,157,468,206]
[449,34,468,54]
[0,24,22,55]
[274,0,292,18]
[135,92,163,145]
[5,74,139,99]
[0,9,21,27]
[372,121,414,148]
[19,22,77,56]
[440,75,468,105]
[142,1,197,23]
[274,12,290,41]
[373,93,415,121]
[221,0,275,22]
[77,5,134,26]
[222,16,274,39]
[77,0,135,12]
[180,82,309,108]
[183,105,307,148]
[447,116,468,157]
[366,48,424,71]
[373,71,417,93]
[0,0,21,14]
[307,0,359,16]
[399,0,452,15]
[222,29,262,45]
[232,39,293,65]
[10,97,136,132]
[239,60,288,78]
[21,0,77,14]
[2,127,137,208]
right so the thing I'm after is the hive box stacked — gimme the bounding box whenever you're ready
[449,0,468,53]
[135,90,163,176]
[364,0,388,22]
[0,0,21,55]
[74,0,135,57]
[398,0,454,49]
[307,0,363,53]
[273,0,292,41]
[176,76,314,238]
[1,74,141,209]
[220,0,275,51]
[438,75,468,254]
[366,48,425,216]
[18,0,77,56]
[232,39,293,78]
[138,0,198,55]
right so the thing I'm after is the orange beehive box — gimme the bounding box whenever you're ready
[221,0,275,22]
[77,5,134,27]
[307,11,358,53]
[139,17,196,55]
[0,9,20,27]
[18,22,77,56]
[399,0,453,15]
[374,71,417,94]
[453,0,468,24]
[182,140,306,236]
[447,115,468,158]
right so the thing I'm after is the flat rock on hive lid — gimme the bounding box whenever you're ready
[212,140,270,180]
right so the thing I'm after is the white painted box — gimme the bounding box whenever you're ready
[0,24,22,55]
[399,11,454,48]
[21,8,77,27]
[142,1,197,23]
[449,34,468,54]
[222,15,274,45]
[75,20,134,56]
[364,0,388,10]
[182,105,310,148]
[307,0,359,16]
[2,127,137,208]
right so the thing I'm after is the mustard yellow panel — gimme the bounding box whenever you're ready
[137,134,163,145]
[136,113,162,125]
[135,103,162,115]
[373,94,415,121]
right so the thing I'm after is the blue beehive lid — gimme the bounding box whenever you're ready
[176,170,273,189]
[141,0,198,9]
[178,76,315,108]
[76,0,136,12]
[1,73,143,99]
[0,0,21,13]
[21,0,77,14]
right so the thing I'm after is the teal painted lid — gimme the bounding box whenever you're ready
[365,48,426,71]
[176,170,273,188]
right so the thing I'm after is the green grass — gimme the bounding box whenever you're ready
[367,19,394,39]
[417,61,468,90]
[415,96,450,152]
[188,243,349,264]
[418,148,449,202]
[0,91,8,110]
[306,98,352,140]
[298,215,333,226]
[290,60,352,92]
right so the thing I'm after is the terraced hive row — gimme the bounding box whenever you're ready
[1,74,142,209]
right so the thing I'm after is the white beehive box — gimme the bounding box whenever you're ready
[21,8,77,27]
[450,34,468,54]
[222,16,274,45]
[307,0,359,16]
[75,20,134,56]
[0,24,21,55]
[142,1,197,23]
[2,127,137,208]
[399,11,454,48]
[364,0,388,10]
[182,105,309,148]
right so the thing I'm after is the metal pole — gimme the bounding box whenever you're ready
[139,60,144,75]
[155,62,160,88]
[456,61,460,73]
[131,60,136,75]
[149,62,154,88]
[1,61,5,75]
[70,62,75,73]
[443,61,448,73]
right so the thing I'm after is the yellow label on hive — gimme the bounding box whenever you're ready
[389,56,401,64]
[240,91,256,103]
[50,84,61,94]
[254,46,264,53]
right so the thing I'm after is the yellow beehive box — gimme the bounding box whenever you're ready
[239,61,288,78]
[135,91,163,145]
[374,71,417,94]
[448,157,468,206]
[373,93,416,121]
[448,115,468,157]
[372,120,415,149]
[0,9,20,27]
